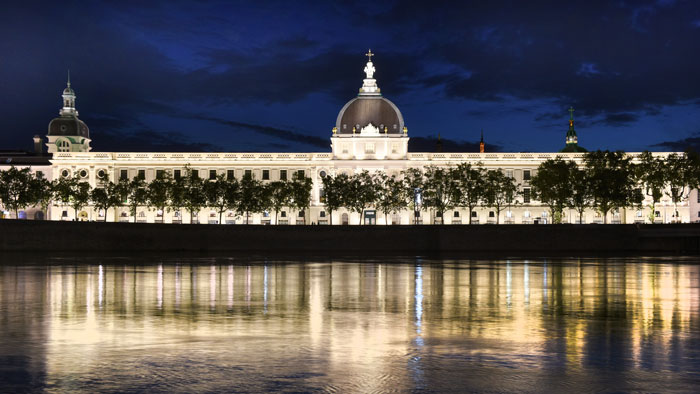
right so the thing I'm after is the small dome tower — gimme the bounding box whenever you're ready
[47,71,91,154]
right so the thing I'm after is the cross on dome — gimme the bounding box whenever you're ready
[360,49,379,94]
[366,49,374,61]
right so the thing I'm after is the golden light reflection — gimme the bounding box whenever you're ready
[0,260,698,392]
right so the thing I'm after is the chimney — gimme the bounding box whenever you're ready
[33,135,42,155]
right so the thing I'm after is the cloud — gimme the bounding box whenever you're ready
[651,135,700,152]
[92,129,221,152]
[408,136,502,153]
[187,115,329,149]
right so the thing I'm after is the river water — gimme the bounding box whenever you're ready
[0,258,699,393]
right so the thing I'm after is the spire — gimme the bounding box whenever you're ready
[60,71,78,117]
[359,49,380,96]
[479,129,485,153]
[566,106,577,145]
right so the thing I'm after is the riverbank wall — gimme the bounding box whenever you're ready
[2,220,700,257]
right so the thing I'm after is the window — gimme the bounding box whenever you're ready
[319,170,327,178]
[244,170,252,179]
[192,170,199,178]
[61,169,70,178]
[262,170,270,180]
[156,170,164,179]
[174,170,181,180]
[342,144,349,154]
[523,188,531,203]
[697,192,700,203]
[209,170,217,180]
[523,170,531,181]
[319,188,326,203]
[79,169,88,178]
[138,170,145,180]
[454,211,460,217]
[280,170,287,181]
[97,169,105,179]
[298,210,305,217]
[524,211,531,218]
[392,143,399,154]
[57,140,70,152]
[297,170,305,179]
[489,211,495,217]
[505,170,513,178]
[637,210,643,217]
[281,211,287,218]
[120,170,128,180]
[471,211,477,217]
[365,143,375,154]
[655,211,661,217]
[227,170,234,180]
[36,171,44,179]
[506,210,513,218]
[320,211,326,217]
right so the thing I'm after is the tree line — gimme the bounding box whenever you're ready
[0,150,698,224]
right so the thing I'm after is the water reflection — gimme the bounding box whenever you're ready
[0,259,699,392]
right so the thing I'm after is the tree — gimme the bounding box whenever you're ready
[635,151,667,223]
[422,166,459,224]
[376,173,406,225]
[345,171,378,224]
[168,177,187,223]
[402,168,425,224]
[483,169,519,224]
[205,174,238,224]
[584,150,638,224]
[321,173,349,225]
[664,152,700,222]
[290,171,313,224]
[238,173,263,224]
[90,184,110,222]
[0,167,34,219]
[568,167,592,224]
[126,177,148,223]
[29,175,54,219]
[454,163,486,224]
[147,172,173,222]
[267,180,291,224]
[530,158,576,223]
[53,175,90,220]
[182,170,206,224]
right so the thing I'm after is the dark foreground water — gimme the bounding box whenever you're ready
[1,258,699,393]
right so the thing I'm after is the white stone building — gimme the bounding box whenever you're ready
[41,54,694,225]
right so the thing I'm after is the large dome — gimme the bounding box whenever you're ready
[48,116,90,138]
[335,96,404,134]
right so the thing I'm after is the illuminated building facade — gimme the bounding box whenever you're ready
[11,53,696,224]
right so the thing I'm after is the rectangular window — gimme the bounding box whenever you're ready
[120,170,128,180]
[244,170,252,179]
[280,170,287,181]
[523,188,531,203]
[297,169,304,179]
[365,143,375,154]
[138,170,145,180]
[697,192,700,203]
[227,170,234,180]
[523,170,531,181]
[174,170,181,180]
[156,170,164,179]
[319,188,326,203]
[505,170,513,178]
[209,170,217,180]
[262,169,270,180]
[192,170,199,178]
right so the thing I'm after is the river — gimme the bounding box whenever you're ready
[1,258,699,393]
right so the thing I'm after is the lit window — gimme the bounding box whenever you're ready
[262,170,270,180]
[365,143,375,154]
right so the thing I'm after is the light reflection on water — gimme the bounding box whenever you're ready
[0,258,699,393]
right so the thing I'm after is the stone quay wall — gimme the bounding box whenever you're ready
[2,220,700,257]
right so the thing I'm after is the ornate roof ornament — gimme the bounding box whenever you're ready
[359,49,380,96]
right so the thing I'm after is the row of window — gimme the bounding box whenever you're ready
[117,169,306,181]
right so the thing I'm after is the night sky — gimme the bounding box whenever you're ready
[2,1,700,153]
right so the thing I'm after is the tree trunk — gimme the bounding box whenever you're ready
[275,209,278,225]
[330,209,333,225]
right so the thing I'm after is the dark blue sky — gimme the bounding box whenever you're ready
[2,0,700,153]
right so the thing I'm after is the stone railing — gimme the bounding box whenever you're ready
[52,152,335,162]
